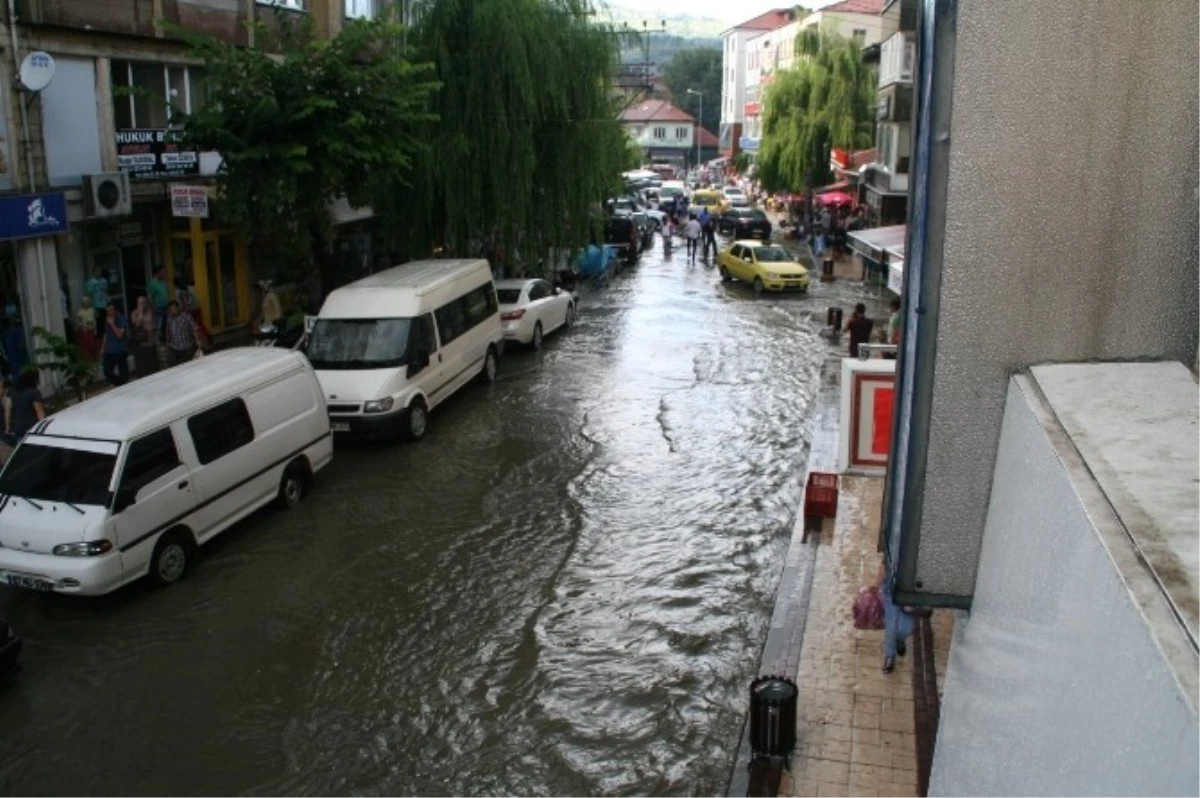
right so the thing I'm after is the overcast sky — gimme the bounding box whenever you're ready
[607,0,840,26]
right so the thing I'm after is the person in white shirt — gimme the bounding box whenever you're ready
[684,214,702,262]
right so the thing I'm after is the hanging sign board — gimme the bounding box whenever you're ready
[170,184,209,218]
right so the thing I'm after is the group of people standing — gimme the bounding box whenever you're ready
[661,193,718,264]
[75,265,209,388]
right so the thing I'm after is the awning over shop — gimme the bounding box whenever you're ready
[847,224,906,261]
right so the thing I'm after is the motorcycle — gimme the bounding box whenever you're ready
[254,316,310,351]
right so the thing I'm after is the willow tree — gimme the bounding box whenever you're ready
[757,30,875,194]
[376,0,632,269]
[177,13,439,287]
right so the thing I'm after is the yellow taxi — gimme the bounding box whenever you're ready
[717,240,810,294]
[690,189,727,216]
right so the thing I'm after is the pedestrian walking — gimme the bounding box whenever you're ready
[684,213,701,262]
[875,560,914,674]
[147,265,169,338]
[129,295,160,378]
[164,300,205,367]
[74,296,98,362]
[844,303,874,358]
[702,214,717,259]
[101,301,130,386]
[84,268,109,339]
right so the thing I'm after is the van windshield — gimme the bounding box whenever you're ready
[0,442,116,506]
[307,318,413,370]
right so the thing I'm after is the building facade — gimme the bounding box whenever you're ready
[619,100,697,168]
[0,0,395,382]
[718,9,792,159]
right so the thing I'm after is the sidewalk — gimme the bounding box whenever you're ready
[779,475,954,798]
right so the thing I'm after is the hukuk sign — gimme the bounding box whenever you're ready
[0,192,67,240]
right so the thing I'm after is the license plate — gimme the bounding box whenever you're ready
[6,574,53,591]
[331,422,351,433]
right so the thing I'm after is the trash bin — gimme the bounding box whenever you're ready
[748,675,798,759]
[822,257,835,280]
[826,307,844,330]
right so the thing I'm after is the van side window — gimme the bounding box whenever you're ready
[435,300,468,346]
[435,283,496,346]
[120,428,182,495]
[417,313,438,353]
[187,398,255,465]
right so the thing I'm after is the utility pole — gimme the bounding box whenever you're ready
[686,88,702,170]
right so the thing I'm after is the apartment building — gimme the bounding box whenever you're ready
[0,0,396,380]
[717,8,791,159]
[741,0,891,155]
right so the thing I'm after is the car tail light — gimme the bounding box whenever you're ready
[501,310,525,321]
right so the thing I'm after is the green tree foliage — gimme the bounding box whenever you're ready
[28,327,96,402]
[757,31,875,193]
[378,0,630,268]
[660,47,722,135]
[176,13,440,282]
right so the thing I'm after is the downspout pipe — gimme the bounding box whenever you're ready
[881,0,965,609]
[8,0,55,385]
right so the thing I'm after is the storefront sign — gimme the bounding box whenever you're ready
[116,128,199,180]
[888,260,904,295]
[0,191,67,240]
[170,184,209,218]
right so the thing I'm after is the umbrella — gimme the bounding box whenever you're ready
[816,191,854,206]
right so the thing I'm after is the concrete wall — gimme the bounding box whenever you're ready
[931,373,1198,796]
[908,0,1200,598]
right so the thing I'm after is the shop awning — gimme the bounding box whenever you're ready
[847,224,906,261]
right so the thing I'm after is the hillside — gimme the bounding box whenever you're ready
[596,2,728,41]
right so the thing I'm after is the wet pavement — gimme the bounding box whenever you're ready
[0,238,890,797]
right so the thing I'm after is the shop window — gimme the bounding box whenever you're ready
[113,60,207,130]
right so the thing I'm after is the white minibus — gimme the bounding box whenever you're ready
[307,259,504,441]
[0,348,332,595]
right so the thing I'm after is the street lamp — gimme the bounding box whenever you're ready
[686,88,702,171]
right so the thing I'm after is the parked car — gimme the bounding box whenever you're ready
[496,278,576,351]
[0,618,21,681]
[718,207,773,239]
[630,211,656,251]
[309,259,503,442]
[604,215,641,264]
[0,348,332,596]
[717,240,810,295]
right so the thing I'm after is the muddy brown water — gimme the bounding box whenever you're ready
[0,243,887,796]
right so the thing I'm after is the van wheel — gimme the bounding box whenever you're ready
[275,462,307,510]
[149,530,192,587]
[753,277,765,295]
[531,322,544,352]
[404,397,428,442]
[478,346,498,384]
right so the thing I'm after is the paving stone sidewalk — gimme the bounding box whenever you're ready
[780,476,954,798]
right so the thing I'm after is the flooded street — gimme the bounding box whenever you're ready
[0,242,885,796]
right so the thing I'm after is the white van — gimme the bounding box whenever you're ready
[0,348,332,596]
[307,259,504,441]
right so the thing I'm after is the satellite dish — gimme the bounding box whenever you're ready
[18,51,55,93]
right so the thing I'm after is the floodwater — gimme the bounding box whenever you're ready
[0,238,887,796]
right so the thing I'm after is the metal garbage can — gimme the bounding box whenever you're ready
[748,675,798,759]
[826,307,844,330]
[822,257,835,280]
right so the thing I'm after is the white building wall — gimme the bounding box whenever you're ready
[931,367,1199,797]
[799,10,890,47]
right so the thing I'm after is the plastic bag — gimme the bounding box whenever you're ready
[853,586,886,631]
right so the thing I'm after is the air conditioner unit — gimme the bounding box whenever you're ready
[83,172,132,219]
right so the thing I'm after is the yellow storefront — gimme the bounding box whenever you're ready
[159,211,252,335]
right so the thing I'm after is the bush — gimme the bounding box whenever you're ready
[28,327,96,402]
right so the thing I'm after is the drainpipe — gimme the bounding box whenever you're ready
[7,0,55,375]
[881,0,961,608]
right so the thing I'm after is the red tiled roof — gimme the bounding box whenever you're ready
[620,100,696,123]
[697,127,719,148]
[724,9,794,33]
[822,0,886,14]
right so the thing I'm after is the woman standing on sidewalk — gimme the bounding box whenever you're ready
[876,560,914,673]
[130,296,159,378]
